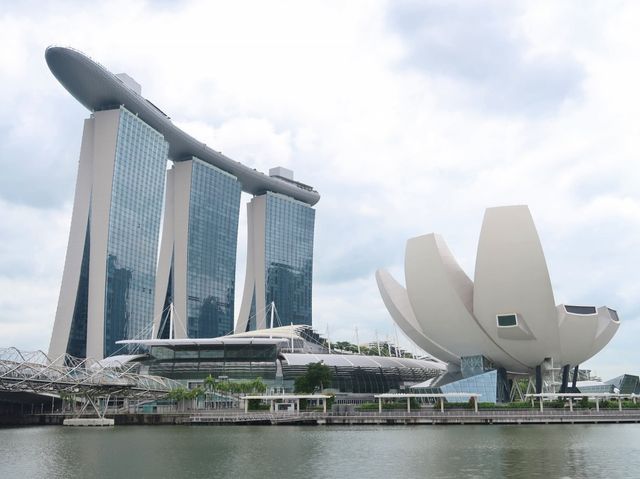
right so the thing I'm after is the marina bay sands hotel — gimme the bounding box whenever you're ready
[46,47,320,360]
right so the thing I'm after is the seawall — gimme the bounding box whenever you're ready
[4,409,640,427]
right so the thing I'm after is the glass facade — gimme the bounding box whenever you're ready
[66,220,91,358]
[145,344,279,381]
[138,344,437,393]
[606,374,640,394]
[158,265,173,340]
[440,368,509,404]
[497,314,517,327]
[577,383,615,394]
[441,370,499,403]
[460,355,494,378]
[564,305,597,315]
[186,159,241,338]
[104,108,168,356]
[262,192,315,326]
[281,363,435,394]
[608,308,620,322]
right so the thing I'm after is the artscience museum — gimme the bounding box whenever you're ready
[376,205,621,401]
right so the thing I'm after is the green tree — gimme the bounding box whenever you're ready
[201,376,267,395]
[167,386,187,402]
[294,362,332,393]
[186,386,205,401]
[334,341,359,353]
[204,374,216,391]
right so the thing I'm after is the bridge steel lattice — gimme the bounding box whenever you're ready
[0,348,179,417]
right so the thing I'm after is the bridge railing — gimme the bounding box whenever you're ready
[0,347,180,398]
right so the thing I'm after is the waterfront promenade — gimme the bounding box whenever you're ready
[7,408,640,426]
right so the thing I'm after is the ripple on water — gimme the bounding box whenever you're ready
[0,424,639,479]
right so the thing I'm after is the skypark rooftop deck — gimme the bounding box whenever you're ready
[45,46,320,206]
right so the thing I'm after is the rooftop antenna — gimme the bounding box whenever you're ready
[269,301,275,339]
[172,302,189,339]
[375,330,381,356]
[355,326,361,354]
[393,323,400,358]
[151,314,156,340]
[387,334,392,357]
[169,303,174,340]
[290,322,294,351]
[326,324,332,354]
[269,301,275,330]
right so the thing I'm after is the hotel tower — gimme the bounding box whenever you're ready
[46,47,319,360]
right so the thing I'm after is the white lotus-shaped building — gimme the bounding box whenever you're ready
[376,205,619,382]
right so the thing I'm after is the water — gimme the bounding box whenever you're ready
[1,424,639,478]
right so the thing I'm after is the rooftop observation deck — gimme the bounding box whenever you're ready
[45,46,320,206]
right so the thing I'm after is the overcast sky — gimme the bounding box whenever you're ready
[1,0,639,379]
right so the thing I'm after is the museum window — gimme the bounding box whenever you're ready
[497,314,517,327]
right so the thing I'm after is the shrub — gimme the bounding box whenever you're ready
[355,401,414,411]
[247,399,270,411]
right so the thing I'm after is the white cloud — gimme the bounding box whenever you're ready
[176,118,293,172]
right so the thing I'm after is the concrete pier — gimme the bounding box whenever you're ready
[63,418,114,427]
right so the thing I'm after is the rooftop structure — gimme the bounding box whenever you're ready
[45,46,319,205]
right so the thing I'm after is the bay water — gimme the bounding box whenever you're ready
[1,424,638,478]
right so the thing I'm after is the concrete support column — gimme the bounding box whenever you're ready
[618,397,623,411]
[596,398,600,412]
[539,398,544,412]
[560,365,570,393]
[572,365,580,389]
[378,398,382,413]
[244,399,248,413]
[440,398,444,413]
[407,398,411,413]
[473,397,478,414]
[569,398,573,412]
[323,398,327,413]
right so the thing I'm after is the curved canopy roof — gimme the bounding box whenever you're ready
[45,46,320,206]
[116,337,288,347]
[280,352,445,371]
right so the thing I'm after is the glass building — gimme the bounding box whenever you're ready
[50,107,168,359]
[236,191,316,332]
[413,355,510,404]
[264,192,315,327]
[116,326,443,394]
[439,370,507,404]
[155,158,241,340]
[103,109,168,356]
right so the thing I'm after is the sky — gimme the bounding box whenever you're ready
[1,0,640,379]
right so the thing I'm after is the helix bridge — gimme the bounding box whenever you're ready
[0,347,180,418]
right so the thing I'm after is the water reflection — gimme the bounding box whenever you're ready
[0,424,638,479]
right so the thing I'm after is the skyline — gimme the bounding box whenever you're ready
[1,1,640,379]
